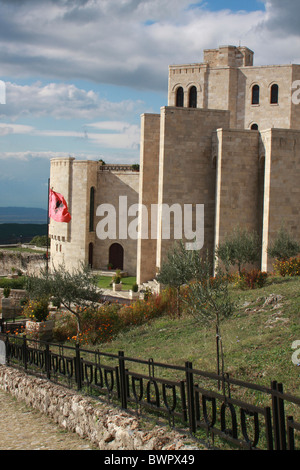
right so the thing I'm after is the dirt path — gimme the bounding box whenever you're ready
[0,388,96,450]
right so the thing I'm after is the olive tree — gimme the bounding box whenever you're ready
[26,263,102,338]
[215,226,261,274]
[267,226,300,261]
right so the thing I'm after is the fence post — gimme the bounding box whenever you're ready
[75,343,82,391]
[277,382,287,450]
[271,380,287,450]
[4,333,9,365]
[185,361,196,434]
[45,343,51,380]
[118,351,127,409]
[23,335,27,371]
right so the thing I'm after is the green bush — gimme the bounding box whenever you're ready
[131,282,139,292]
[0,277,26,289]
[29,235,49,247]
[274,257,300,276]
[3,287,10,298]
[242,269,268,289]
[22,298,49,322]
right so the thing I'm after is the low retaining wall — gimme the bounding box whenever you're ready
[0,288,26,302]
[0,251,46,276]
[0,365,200,451]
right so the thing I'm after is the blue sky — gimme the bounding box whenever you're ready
[1,0,300,209]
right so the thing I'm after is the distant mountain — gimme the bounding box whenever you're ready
[0,223,48,244]
[0,207,47,224]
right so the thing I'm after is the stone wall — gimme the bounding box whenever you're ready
[261,128,300,271]
[155,106,230,271]
[0,251,46,277]
[0,365,200,451]
[214,128,260,250]
[137,113,161,284]
[49,158,139,276]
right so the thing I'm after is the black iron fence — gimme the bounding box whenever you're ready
[0,332,299,450]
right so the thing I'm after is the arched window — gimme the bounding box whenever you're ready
[89,187,95,232]
[270,84,279,104]
[176,87,184,107]
[189,86,197,108]
[251,123,258,130]
[251,84,260,105]
[88,242,94,268]
[109,243,124,270]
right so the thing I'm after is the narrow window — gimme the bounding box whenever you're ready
[88,242,93,268]
[251,84,259,105]
[89,187,95,232]
[270,84,279,104]
[176,87,184,107]
[251,123,258,130]
[189,86,197,108]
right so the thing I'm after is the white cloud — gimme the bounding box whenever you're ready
[0,150,98,161]
[0,0,272,91]
[0,123,35,135]
[0,81,143,121]
[86,122,140,149]
[0,117,140,151]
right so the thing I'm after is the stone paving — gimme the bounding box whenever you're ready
[0,388,96,450]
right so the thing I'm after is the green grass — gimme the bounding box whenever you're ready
[99,275,300,398]
[0,246,44,253]
[96,275,136,290]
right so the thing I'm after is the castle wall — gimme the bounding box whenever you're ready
[291,64,300,129]
[49,160,139,276]
[168,64,207,108]
[168,48,298,134]
[49,157,74,270]
[155,106,230,272]
[136,113,161,284]
[261,128,300,271]
[214,128,260,264]
[240,65,293,131]
[50,46,300,284]
[94,169,139,276]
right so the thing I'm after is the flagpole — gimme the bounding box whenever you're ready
[46,177,50,274]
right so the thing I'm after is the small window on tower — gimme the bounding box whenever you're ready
[270,84,279,104]
[176,87,184,107]
[251,84,260,105]
[189,86,197,108]
[251,123,258,130]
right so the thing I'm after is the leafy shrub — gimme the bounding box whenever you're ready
[215,227,261,273]
[29,235,49,247]
[0,277,26,289]
[53,312,77,343]
[22,298,49,322]
[242,269,268,289]
[112,270,122,284]
[131,283,139,292]
[80,304,123,345]
[226,269,268,289]
[3,287,10,298]
[274,257,300,277]
[267,227,300,261]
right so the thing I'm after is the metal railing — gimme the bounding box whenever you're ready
[0,332,299,450]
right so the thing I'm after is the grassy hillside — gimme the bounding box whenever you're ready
[100,275,300,398]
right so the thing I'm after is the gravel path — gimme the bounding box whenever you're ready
[0,388,96,450]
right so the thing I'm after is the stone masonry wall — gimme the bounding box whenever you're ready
[0,365,200,451]
[0,251,46,277]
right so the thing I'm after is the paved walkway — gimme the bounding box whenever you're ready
[0,388,96,450]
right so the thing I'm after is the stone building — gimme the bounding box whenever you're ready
[49,45,300,283]
[49,161,139,275]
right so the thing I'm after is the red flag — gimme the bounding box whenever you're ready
[49,188,71,223]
